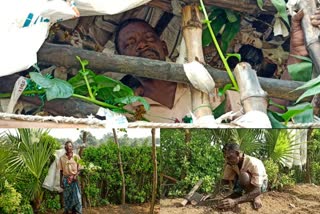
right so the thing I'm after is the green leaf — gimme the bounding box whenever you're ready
[280,103,313,123]
[29,72,53,88]
[287,102,313,123]
[271,0,289,25]
[269,99,286,111]
[221,20,240,53]
[202,12,227,46]
[294,76,320,91]
[68,70,96,88]
[288,62,312,82]
[45,78,73,101]
[30,72,73,100]
[290,55,312,62]
[296,83,320,103]
[212,99,226,118]
[267,111,287,128]
[226,53,241,61]
[114,96,150,111]
[225,9,238,23]
[257,0,265,11]
[218,84,232,96]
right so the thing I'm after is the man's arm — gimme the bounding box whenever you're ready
[269,9,320,112]
[218,185,261,209]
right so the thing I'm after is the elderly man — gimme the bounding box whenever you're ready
[218,143,268,210]
[59,141,82,214]
[115,18,226,123]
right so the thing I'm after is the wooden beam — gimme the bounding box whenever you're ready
[37,43,309,102]
[148,0,276,15]
[0,119,101,128]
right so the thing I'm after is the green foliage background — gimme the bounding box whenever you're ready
[81,140,159,205]
[161,129,224,196]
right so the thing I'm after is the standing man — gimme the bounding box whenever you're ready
[218,142,268,210]
[59,141,82,214]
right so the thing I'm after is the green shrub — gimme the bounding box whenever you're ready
[264,159,295,190]
[81,141,157,205]
[0,181,22,214]
[161,129,224,197]
[311,162,320,185]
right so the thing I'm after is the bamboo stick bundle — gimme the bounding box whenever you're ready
[232,62,271,128]
[181,4,214,124]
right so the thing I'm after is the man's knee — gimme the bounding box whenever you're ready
[238,171,251,188]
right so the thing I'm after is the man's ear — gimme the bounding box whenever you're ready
[161,40,169,56]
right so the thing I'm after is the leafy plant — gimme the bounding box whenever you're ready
[0,129,57,212]
[200,0,240,91]
[0,181,22,214]
[0,57,150,118]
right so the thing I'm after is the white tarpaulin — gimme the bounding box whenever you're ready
[2,0,151,77]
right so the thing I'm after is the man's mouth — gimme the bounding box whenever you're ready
[138,49,160,60]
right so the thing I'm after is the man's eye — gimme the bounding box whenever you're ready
[125,39,136,48]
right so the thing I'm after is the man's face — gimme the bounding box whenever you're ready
[65,143,73,153]
[117,22,168,61]
[224,150,240,165]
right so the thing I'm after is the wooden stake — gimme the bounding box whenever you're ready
[234,62,268,113]
[113,128,126,205]
[180,179,203,206]
[150,128,157,214]
[182,4,212,119]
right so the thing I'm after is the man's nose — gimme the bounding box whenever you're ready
[136,38,149,51]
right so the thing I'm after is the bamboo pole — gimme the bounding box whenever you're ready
[150,128,157,214]
[113,128,126,205]
[35,43,309,102]
[181,4,212,119]
[233,62,268,113]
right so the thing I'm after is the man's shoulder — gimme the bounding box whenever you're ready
[244,154,264,166]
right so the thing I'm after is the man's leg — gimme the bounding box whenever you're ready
[238,171,263,210]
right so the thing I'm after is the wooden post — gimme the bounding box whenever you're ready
[180,179,203,206]
[80,130,88,208]
[233,62,268,113]
[112,128,126,205]
[150,128,157,214]
[181,4,213,119]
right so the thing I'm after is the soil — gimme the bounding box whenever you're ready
[53,203,160,214]
[160,184,320,214]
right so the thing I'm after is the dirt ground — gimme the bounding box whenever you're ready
[160,184,320,214]
[54,203,160,214]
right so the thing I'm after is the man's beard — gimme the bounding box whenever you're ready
[138,49,161,60]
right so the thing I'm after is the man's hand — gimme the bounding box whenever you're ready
[290,9,320,57]
[290,10,308,57]
[311,10,320,26]
[218,198,238,209]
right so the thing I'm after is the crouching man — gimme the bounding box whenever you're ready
[218,143,268,210]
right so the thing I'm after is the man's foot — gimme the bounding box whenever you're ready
[252,196,262,210]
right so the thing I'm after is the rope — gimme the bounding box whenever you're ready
[1,112,320,128]
[0,112,235,128]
